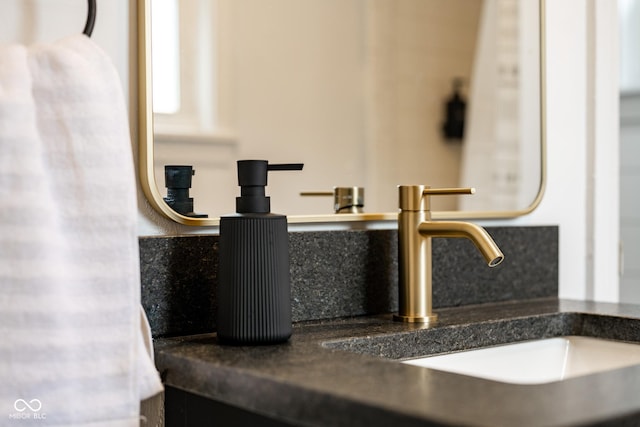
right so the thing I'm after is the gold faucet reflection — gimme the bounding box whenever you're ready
[395,185,504,324]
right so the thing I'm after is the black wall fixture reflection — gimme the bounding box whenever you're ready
[442,77,466,141]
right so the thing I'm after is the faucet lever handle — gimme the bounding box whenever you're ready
[300,191,334,197]
[423,187,475,196]
[399,185,475,211]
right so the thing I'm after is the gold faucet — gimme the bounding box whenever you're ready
[395,185,504,324]
[300,187,365,214]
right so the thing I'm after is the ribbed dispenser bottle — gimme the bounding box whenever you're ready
[217,160,303,345]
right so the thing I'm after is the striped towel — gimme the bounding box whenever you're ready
[0,35,162,426]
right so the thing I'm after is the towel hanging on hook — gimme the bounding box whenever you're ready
[83,0,97,37]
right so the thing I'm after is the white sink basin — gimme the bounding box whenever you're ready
[402,336,640,384]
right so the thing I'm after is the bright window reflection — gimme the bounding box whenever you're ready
[619,0,640,92]
[151,0,180,114]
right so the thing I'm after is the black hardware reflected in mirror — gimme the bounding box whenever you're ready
[442,78,467,141]
[163,165,208,218]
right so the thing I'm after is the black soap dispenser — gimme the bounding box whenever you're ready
[217,160,303,345]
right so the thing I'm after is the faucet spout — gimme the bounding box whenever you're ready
[418,221,504,267]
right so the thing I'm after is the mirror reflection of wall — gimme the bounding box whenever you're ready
[619,0,640,303]
[151,0,541,218]
[459,0,541,211]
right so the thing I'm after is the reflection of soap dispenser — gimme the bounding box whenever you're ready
[163,165,208,218]
[217,160,304,345]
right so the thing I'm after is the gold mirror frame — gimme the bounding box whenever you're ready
[137,0,546,226]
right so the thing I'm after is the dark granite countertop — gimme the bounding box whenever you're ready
[154,298,640,427]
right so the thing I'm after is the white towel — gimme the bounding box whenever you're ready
[0,35,163,426]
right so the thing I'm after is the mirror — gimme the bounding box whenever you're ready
[138,0,545,226]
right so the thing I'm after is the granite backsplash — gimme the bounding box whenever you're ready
[140,226,558,338]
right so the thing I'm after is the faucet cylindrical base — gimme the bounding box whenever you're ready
[397,210,438,324]
[393,313,438,324]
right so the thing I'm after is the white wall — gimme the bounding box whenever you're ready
[507,0,619,302]
[0,0,130,98]
[2,0,623,303]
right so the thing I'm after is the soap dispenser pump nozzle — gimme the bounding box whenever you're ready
[235,160,304,213]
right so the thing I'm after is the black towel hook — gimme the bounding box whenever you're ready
[83,0,97,37]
